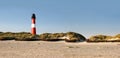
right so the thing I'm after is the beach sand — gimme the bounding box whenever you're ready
[0,41,120,58]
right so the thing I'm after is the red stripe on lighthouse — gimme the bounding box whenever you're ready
[31,13,36,35]
[32,18,35,24]
[31,27,36,35]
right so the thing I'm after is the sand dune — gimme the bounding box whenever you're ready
[0,41,120,58]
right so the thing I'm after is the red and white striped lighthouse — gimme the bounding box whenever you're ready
[31,13,36,35]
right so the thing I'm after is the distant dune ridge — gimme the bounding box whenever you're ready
[0,32,39,41]
[0,32,120,42]
[39,32,86,42]
[87,34,120,42]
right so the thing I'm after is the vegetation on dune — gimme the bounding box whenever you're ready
[39,32,86,42]
[65,32,86,42]
[39,33,65,41]
[39,33,51,41]
[14,32,39,41]
[0,32,2,33]
[0,31,120,42]
[115,34,120,38]
[87,34,120,42]
[0,32,15,40]
[0,32,39,41]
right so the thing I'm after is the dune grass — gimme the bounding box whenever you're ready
[0,32,120,42]
[39,32,86,42]
[87,34,120,42]
[0,32,39,41]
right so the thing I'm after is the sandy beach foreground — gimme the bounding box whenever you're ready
[0,41,120,58]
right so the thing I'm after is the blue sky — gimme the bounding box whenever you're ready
[0,0,120,38]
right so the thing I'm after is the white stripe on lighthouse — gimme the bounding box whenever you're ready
[31,24,36,28]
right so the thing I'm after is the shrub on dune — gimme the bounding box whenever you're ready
[87,35,107,42]
[39,33,65,41]
[87,35,114,42]
[0,32,40,41]
[49,33,66,41]
[65,32,86,42]
[115,34,120,38]
[46,34,59,41]
[14,32,39,41]
[39,32,86,42]
[0,32,15,40]
[57,33,65,37]
[39,33,51,41]
[109,34,120,42]
[0,36,15,40]
[0,32,3,33]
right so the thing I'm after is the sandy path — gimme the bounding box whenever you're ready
[0,41,120,58]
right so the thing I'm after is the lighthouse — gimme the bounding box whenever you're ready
[31,13,36,35]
